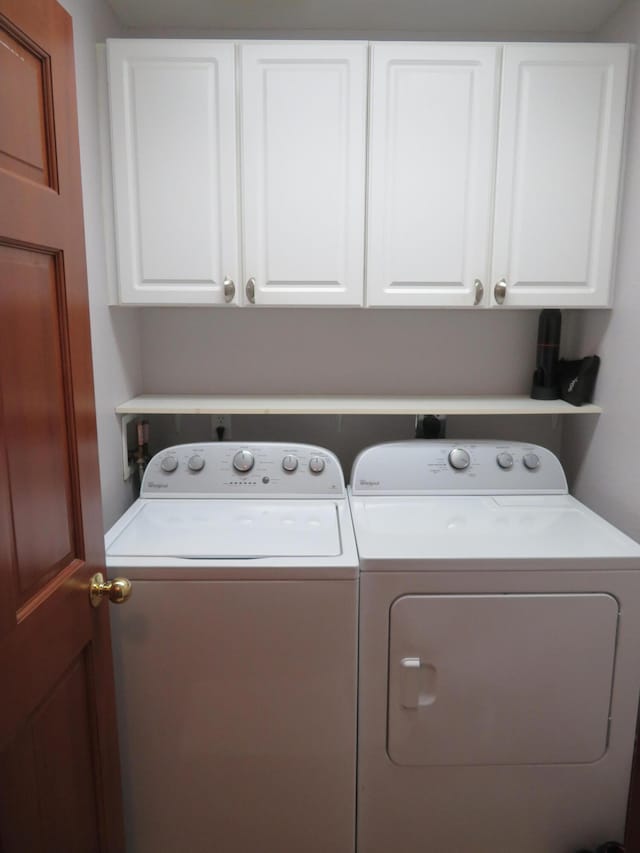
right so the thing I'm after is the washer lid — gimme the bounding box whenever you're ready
[349,494,640,563]
[106,500,342,558]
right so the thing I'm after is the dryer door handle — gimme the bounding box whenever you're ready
[399,657,437,709]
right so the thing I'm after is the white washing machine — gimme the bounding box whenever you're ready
[350,440,640,853]
[106,442,358,853]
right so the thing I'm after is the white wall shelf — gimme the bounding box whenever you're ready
[116,395,602,417]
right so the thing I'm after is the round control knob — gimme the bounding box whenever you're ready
[523,452,540,471]
[160,455,178,473]
[233,449,255,473]
[448,447,471,471]
[282,454,298,473]
[188,454,205,472]
[309,456,325,474]
[496,452,514,470]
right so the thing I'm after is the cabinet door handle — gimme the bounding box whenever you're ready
[246,277,256,304]
[494,278,507,305]
[223,277,235,303]
[473,279,484,306]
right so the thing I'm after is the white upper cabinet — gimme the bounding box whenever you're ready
[366,44,501,308]
[491,44,629,308]
[104,39,629,309]
[107,40,239,305]
[239,43,368,307]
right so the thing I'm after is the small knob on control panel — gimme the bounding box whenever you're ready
[496,452,514,470]
[160,455,178,473]
[188,454,205,472]
[523,452,540,471]
[282,454,298,473]
[233,449,255,473]
[309,456,325,474]
[448,448,471,471]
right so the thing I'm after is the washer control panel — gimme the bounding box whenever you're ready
[351,441,567,495]
[141,443,344,498]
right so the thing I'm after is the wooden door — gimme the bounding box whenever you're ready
[0,1,125,850]
[107,39,239,306]
[366,43,500,308]
[491,43,629,308]
[240,41,367,307]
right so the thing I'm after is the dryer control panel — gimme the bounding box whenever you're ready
[141,443,345,499]
[350,441,568,495]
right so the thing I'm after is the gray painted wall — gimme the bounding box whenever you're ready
[562,0,640,541]
[59,0,143,529]
[138,307,565,476]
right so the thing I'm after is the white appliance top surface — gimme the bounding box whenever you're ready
[348,441,640,566]
[105,443,358,577]
[349,494,640,564]
[107,499,342,558]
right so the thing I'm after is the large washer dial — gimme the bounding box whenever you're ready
[233,449,255,473]
[448,447,471,471]
[523,452,540,471]
[160,455,178,473]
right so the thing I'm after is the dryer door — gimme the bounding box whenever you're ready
[388,593,618,766]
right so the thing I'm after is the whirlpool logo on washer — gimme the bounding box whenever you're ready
[359,479,380,487]
[146,481,169,489]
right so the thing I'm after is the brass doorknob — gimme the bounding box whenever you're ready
[89,572,132,608]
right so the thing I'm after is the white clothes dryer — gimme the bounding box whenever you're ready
[349,440,640,853]
[106,442,358,853]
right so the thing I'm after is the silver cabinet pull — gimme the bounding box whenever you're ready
[473,279,484,306]
[494,278,507,305]
[223,277,235,303]
[246,277,256,304]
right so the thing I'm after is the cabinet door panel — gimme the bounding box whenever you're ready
[241,42,367,306]
[367,44,500,307]
[107,40,238,305]
[491,44,629,308]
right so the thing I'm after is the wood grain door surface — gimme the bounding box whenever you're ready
[0,0,125,850]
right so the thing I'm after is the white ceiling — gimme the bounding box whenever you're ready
[108,0,625,35]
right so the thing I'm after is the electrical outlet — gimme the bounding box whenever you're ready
[211,414,232,440]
